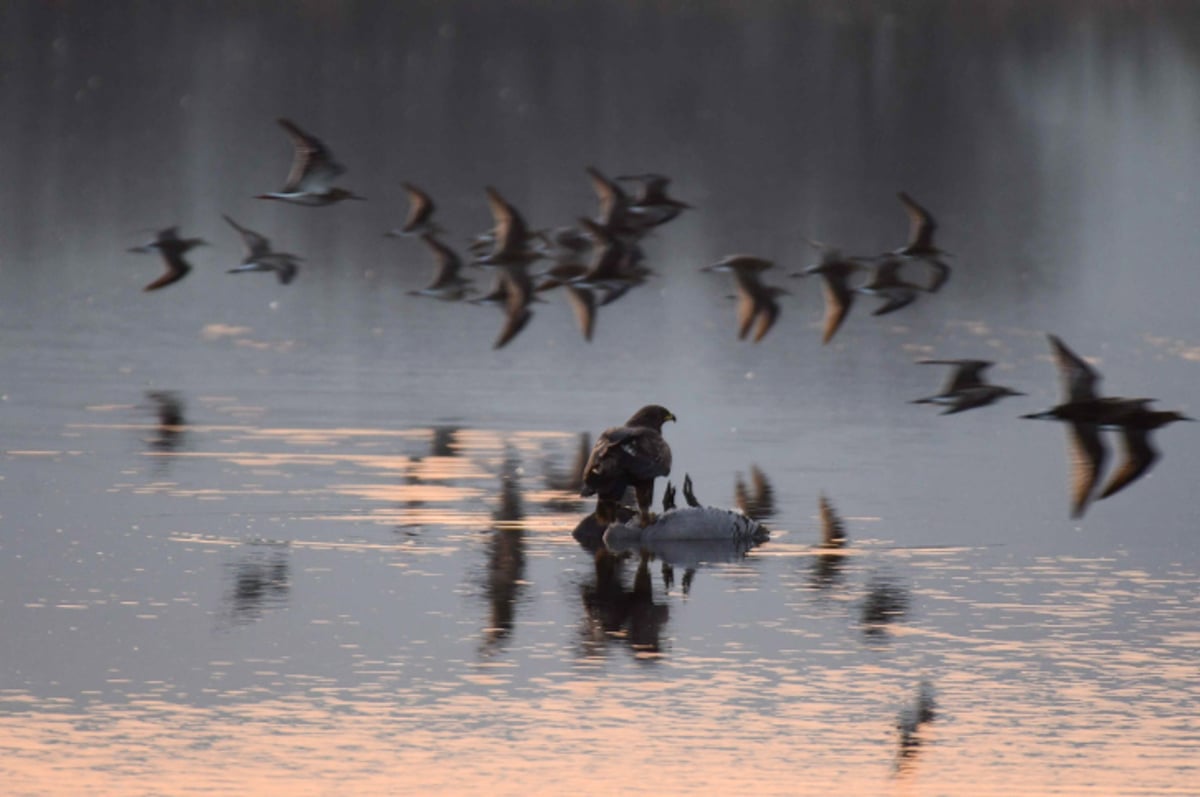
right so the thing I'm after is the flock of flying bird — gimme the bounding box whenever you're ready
[127,118,1192,520]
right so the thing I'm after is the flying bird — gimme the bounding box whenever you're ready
[581,405,676,527]
[891,191,951,292]
[617,172,691,228]
[407,233,472,300]
[222,214,301,284]
[129,227,206,292]
[703,255,788,342]
[256,118,364,206]
[911,359,1024,414]
[1022,334,1192,517]
[386,182,441,237]
[793,239,865,344]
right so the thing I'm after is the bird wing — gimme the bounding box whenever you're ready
[420,233,462,286]
[818,494,846,547]
[735,282,757,340]
[402,183,435,231]
[1047,334,1102,402]
[898,191,937,251]
[1065,421,1106,518]
[277,118,343,192]
[223,214,270,260]
[484,187,529,257]
[143,250,191,291]
[585,166,628,229]
[1098,427,1159,500]
[819,272,855,344]
[752,293,781,342]
[563,285,596,342]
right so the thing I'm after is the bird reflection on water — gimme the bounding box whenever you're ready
[221,542,290,627]
[478,446,527,657]
[809,493,848,591]
[894,681,937,775]
[578,549,669,661]
[860,574,911,639]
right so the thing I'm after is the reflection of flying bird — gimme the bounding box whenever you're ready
[703,255,788,342]
[129,227,206,292]
[792,239,865,344]
[256,118,364,206]
[222,214,301,284]
[581,405,675,527]
[386,182,442,237]
[734,465,775,520]
[911,359,1024,414]
[1022,334,1192,517]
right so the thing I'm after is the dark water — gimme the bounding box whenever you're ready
[3,2,1200,794]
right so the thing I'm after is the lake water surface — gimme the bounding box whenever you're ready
[2,2,1200,794]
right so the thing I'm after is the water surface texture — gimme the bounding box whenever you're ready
[3,2,1200,794]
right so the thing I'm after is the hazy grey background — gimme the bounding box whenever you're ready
[2,2,1199,793]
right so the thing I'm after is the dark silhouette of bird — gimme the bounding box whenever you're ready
[857,257,924,316]
[581,405,676,527]
[222,214,301,285]
[911,359,1024,414]
[129,227,206,292]
[891,191,951,292]
[616,172,691,228]
[1022,334,1192,517]
[256,118,364,206]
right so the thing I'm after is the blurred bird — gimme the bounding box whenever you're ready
[475,186,544,267]
[1022,334,1192,517]
[386,182,442,238]
[617,172,692,228]
[703,255,788,342]
[911,359,1024,414]
[256,118,364,206]
[581,405,676,527]
[734,465,775,520]
[407,233,472,300]
[890,191,951,292]
[222,214,301,285]
[130,226,206,292]
[856,257,924,316]
[793,239,866,344]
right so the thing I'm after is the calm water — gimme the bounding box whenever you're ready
[3,2,1200,794]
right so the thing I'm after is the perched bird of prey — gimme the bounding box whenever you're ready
[581,405,676,527]
[129,226,206,292]
[256,118,364,206]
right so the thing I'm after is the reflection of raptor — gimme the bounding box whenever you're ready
[581,405,675,527]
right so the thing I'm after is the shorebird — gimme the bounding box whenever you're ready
[256,118,364,206]
[474,186,544,267]
[890,191,951,292]
[581,405,676,528]
[856,257,925,316]
[792,239,866,344]
[129,227,206,292]
[563,284,596,342]
[617,172,691,228]
[222,214,301,285]
[703,255,789,342]
[407,233,472,300]
[1022,334,1192,517]
[385,182,442,237]
[491,262,538,350]
[911,359,1024,414]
